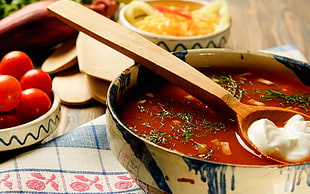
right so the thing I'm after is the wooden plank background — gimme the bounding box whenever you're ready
[226,0,310,60]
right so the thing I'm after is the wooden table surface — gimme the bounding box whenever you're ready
[42,0,310,138]
[226,0,310,57]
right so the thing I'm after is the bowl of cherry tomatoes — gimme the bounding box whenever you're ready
[0,51,61,151]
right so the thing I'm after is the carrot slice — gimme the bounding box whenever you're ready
[154,5,192,19]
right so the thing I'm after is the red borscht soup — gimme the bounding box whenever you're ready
[119,69,310,165]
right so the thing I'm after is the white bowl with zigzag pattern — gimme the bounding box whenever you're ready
[118,0,231,52]
[0,92,61,151]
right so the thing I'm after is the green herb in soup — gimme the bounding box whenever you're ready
[119,70,310,165]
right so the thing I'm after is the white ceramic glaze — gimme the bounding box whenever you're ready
[106,49,310,194]
[118,0,231,52]
[0,92,61,151]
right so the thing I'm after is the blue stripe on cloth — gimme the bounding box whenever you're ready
[41,124,110,150]
[0,167,129,177]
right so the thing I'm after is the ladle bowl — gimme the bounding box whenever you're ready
[237,104,310,164]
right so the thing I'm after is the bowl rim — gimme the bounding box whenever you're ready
[0,91,60,132]
[118,0,231,41]
[107,48,310,168]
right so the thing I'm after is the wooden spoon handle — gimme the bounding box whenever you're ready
[48,0,239,115]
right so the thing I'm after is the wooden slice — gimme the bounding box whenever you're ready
[42,36,78,74]
[76,32,134,81]
[87,75,110,104]
[52,68,93,105]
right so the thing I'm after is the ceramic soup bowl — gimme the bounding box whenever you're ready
[106,49,310,194]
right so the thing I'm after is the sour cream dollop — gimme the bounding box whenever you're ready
[248,114,310,163]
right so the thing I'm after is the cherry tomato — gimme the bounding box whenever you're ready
[16,88,51,123]
[20,69,53,95]
[0,75,22,112]
[0,114,20,129]
[0,51,34,80]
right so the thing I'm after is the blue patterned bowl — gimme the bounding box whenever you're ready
[118,0,231,52]
[106,49,310,193]
[0,92,61,151]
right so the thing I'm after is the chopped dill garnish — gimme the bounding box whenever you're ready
[200,120,226,134]
[212,74,246,101]
[154,103,174,120]
[142,130,170,144]
[142,122,152,128]
[177,112,193,123]
[261,89,310,112]
[198,152,216,160]
[197,149,217,160]
[137,105,149,113]
[181,132,194,144]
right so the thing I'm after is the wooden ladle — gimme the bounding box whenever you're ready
[48,0,310,164]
